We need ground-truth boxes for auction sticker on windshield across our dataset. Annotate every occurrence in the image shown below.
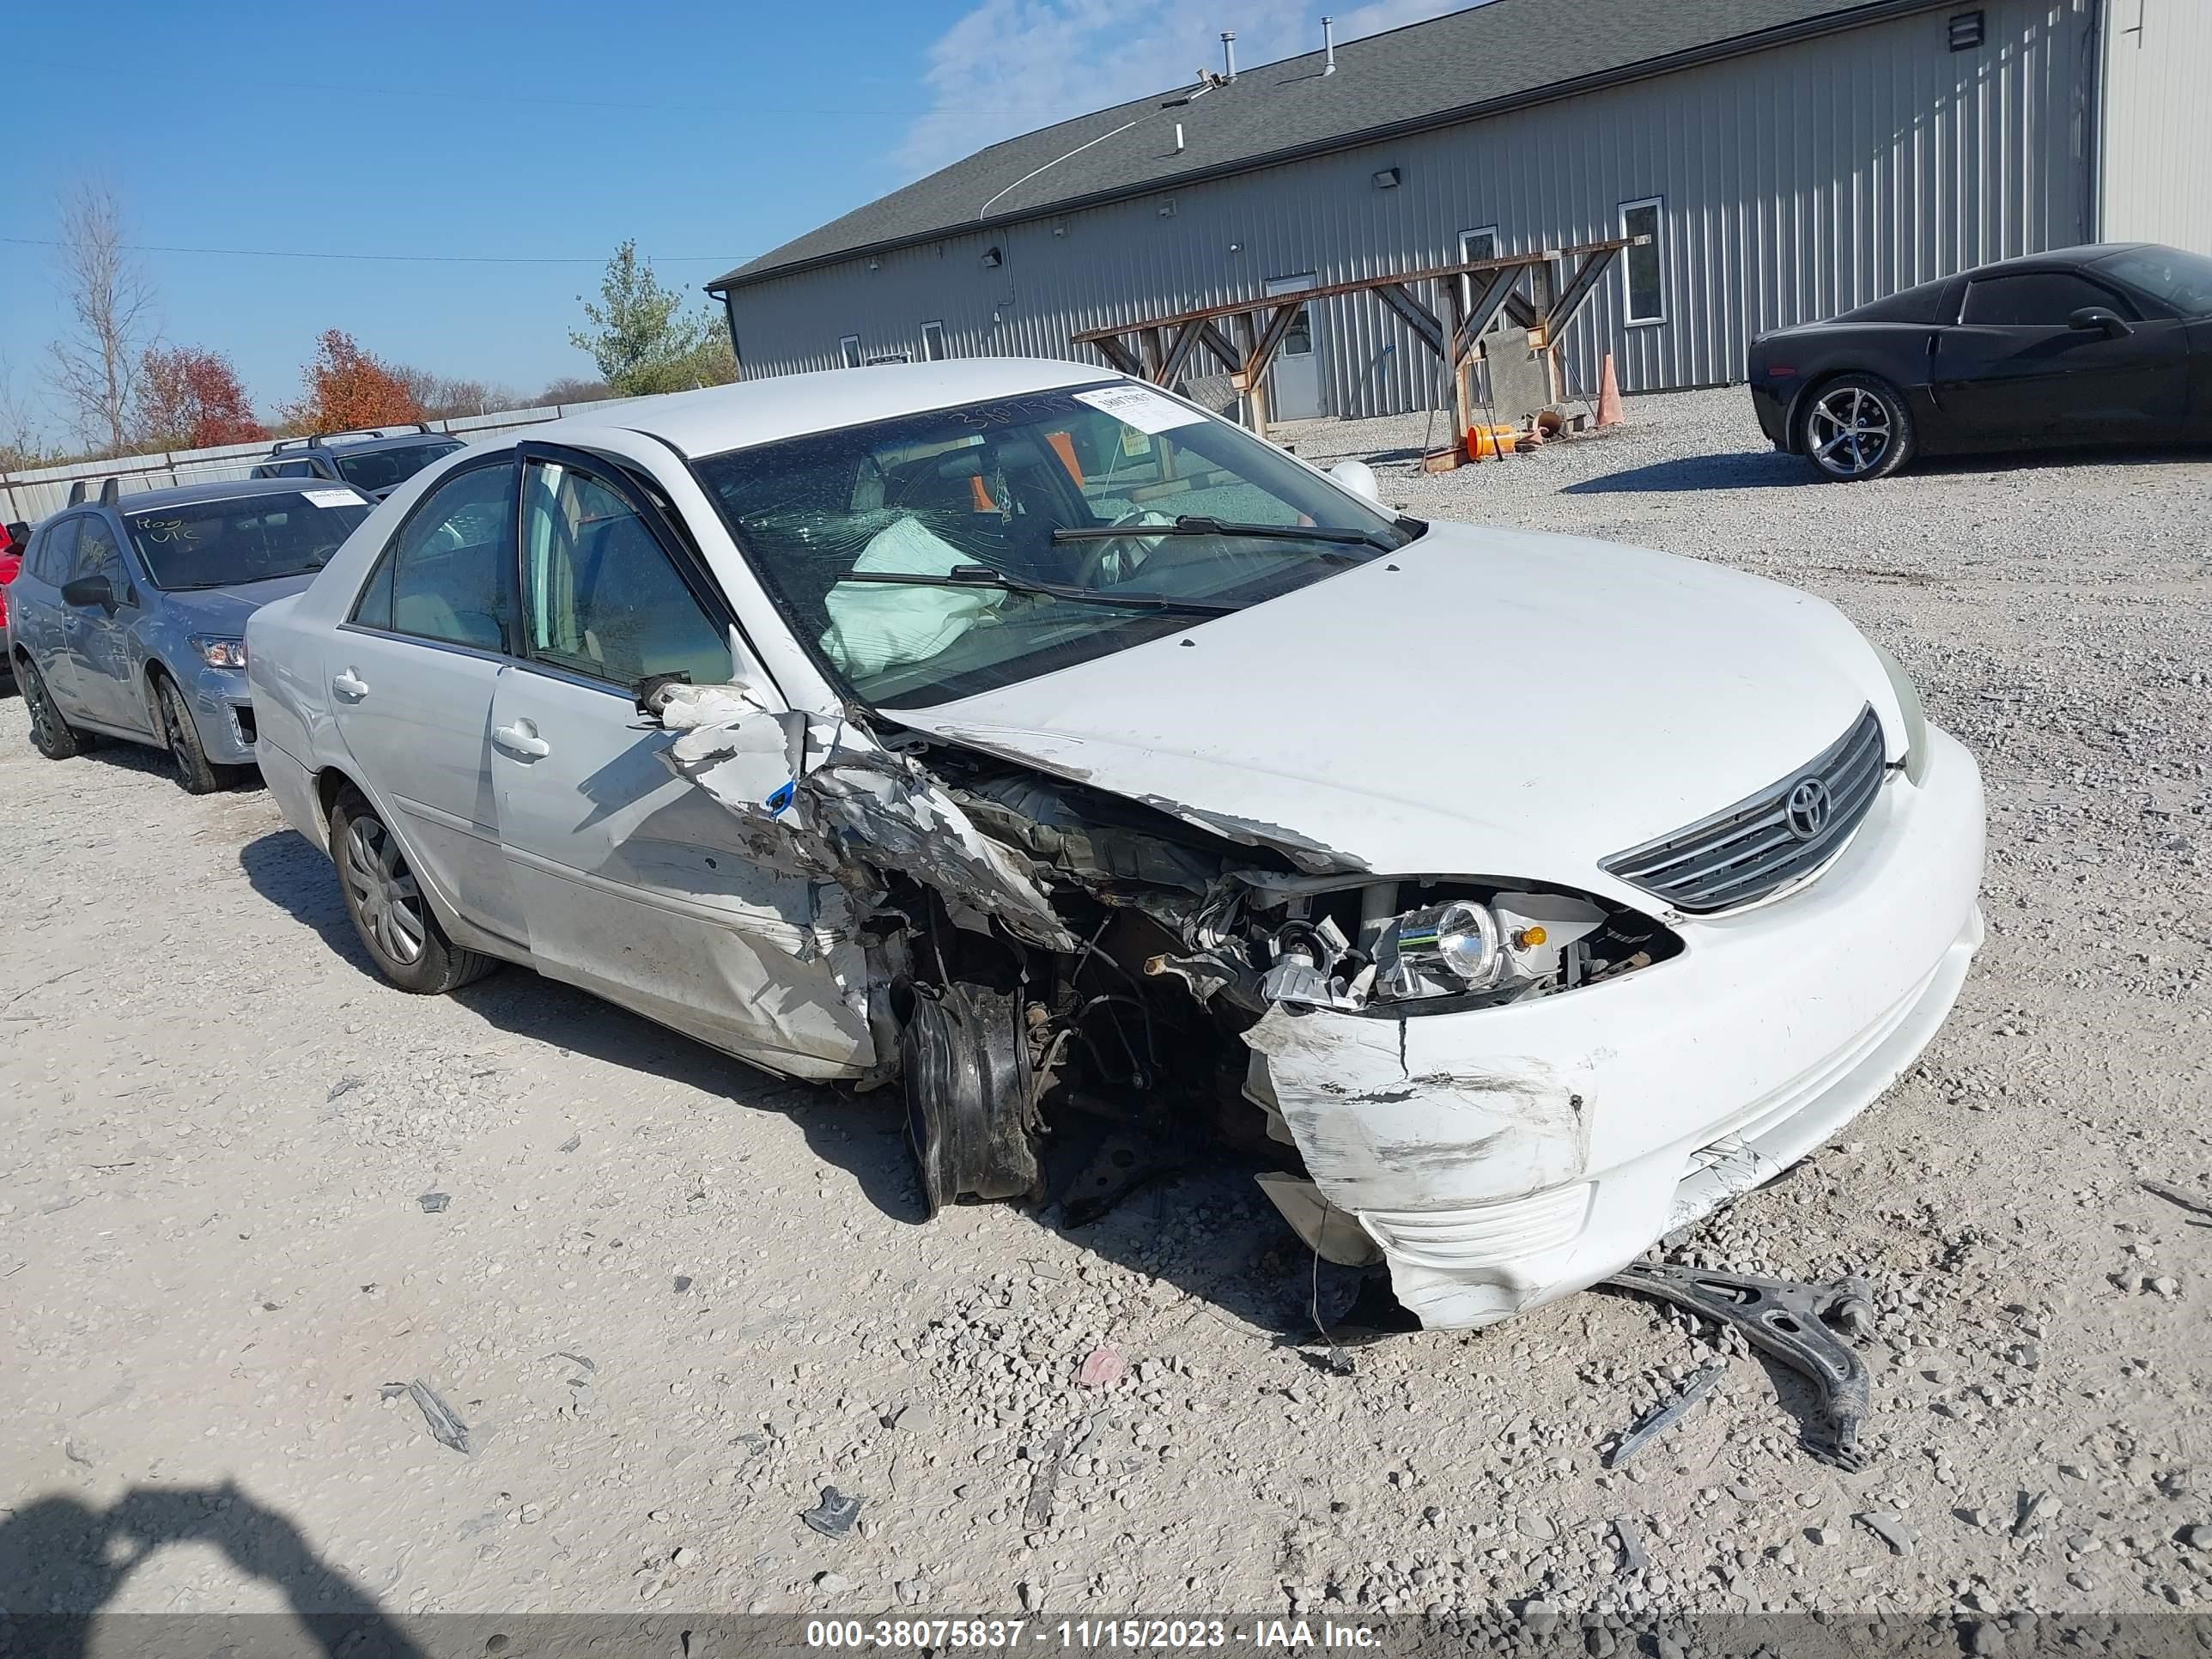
[1072,384,1205,434]
[303,488,362,507]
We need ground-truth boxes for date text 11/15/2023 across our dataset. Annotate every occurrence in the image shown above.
[804,1619,1383,1650]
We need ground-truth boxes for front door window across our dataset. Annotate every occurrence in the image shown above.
[519,459,732,690]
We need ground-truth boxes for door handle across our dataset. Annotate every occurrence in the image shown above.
[331,670,369,702]
[493,720,550,760]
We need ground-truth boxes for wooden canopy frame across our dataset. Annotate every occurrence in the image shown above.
[1070,234,1644,441]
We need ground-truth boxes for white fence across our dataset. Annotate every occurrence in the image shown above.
[0,395,647,523]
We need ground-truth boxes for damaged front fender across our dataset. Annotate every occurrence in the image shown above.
[653,683,1075,952]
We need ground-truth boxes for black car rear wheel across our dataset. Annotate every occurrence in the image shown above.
[20,657,88,760]
[1801,374,1914,482]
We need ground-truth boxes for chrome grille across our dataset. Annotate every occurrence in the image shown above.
[1600,705,1887,914]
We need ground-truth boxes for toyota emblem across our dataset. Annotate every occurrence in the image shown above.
[1784,777,1832,841]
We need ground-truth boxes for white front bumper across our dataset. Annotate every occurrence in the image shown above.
[1243,726,1986,1329]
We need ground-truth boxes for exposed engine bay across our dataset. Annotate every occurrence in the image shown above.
[643,679,1682,1281]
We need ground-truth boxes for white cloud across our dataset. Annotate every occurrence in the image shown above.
[895,0,1473,179]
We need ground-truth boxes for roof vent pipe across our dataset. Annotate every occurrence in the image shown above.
[1322,15,1337,73]
[1220,31,1237,80]
[1174,122,1185,152]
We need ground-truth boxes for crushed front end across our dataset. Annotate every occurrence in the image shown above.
[648,681,1984,1333]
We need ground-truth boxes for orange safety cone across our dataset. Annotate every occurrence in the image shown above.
[1595,352,1625,428]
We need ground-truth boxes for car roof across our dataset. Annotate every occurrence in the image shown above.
[98,477,369,514]
[1961,241,2151,280]
[286,430,463,455]
[524,358,1115,459]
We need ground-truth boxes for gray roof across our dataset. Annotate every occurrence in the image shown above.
[110,477,367,513]
[714,0,1920,292]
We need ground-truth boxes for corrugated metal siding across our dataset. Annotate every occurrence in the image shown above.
[2098,0,2212,253]
[726,0,2094,415]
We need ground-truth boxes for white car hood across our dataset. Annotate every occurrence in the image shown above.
[889,523,1897,890]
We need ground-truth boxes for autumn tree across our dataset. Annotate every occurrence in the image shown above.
[569,240,736,397]
[134,344,264,450]
[284,330,421,433]
[47,180,161,454]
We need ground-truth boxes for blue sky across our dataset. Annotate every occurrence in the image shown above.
[0,0,1458,445]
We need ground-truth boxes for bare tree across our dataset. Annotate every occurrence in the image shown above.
[0,354,58,470]
[46,180,159,455]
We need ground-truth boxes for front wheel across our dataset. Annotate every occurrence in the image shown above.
[1799,374,1915,482]
[153,672,232,794]
[328,790,498,994]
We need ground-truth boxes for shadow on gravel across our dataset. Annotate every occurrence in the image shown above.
[234,830,1329,1337]
[1563,448,1814,493]
[0,1481,419,1656]
[238,829,380,980]
[442,968,1326,1334]
[1568,438,2212,495]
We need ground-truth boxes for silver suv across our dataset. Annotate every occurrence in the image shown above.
[249,425,465,501]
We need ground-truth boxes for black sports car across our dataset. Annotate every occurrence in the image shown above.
[1747,242,2212,481]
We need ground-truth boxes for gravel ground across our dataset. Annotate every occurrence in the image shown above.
[5,387,2212,1634]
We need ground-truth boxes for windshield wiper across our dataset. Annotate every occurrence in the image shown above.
[1052,514,1393,556]
[833,564,1237,617]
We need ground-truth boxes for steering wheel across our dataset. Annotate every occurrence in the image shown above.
[1067,508,1164,589]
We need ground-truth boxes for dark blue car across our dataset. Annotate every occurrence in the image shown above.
[7,477,372,791]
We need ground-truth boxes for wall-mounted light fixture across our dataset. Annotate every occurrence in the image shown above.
[1158,201,1176,218]
[981,246,1003,268]
[866,258,881,270]
[1372,167,1401,190]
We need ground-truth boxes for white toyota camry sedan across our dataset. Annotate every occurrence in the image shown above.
[245,359,1984,1330]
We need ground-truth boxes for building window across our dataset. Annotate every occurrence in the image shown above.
[921,320,948,362]
[1458,224,1500,320]
[1620,198,1664,325]
[839,335,863,369]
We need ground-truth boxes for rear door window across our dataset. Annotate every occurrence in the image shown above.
[29,516,80,585]
[351,461,517,652]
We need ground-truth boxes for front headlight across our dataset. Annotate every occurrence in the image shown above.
[1229,878,1682,1016]
[1382,900,1503,996]
[193,635,247,670]
[1871,641,1929,786]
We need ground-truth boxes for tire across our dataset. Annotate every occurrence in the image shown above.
[328,789,499,994]
[152,672,231,795]
[19,656,88,760]
[900,977,1042,1218]
[1798,374,1915,482]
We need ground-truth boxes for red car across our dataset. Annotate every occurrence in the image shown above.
[0,519,24,691]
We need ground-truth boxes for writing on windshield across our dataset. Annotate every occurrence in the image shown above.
[126,494,370,589]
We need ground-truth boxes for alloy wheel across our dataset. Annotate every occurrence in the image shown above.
[158,686,194,782]
[24,668,64,748]
[1808,386,1893,478]
[341,814,428,967]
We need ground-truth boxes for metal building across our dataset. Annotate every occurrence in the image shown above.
[709,0,2212,419]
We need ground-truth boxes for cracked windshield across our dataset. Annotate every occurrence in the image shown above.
[694,382,1414,706]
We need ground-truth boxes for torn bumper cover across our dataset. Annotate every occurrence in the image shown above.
[1246,728,1984,1330]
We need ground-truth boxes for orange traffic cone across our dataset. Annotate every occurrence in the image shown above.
[1595,352,1625,428]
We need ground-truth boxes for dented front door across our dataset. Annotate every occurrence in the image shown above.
[484,450,875,1079]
